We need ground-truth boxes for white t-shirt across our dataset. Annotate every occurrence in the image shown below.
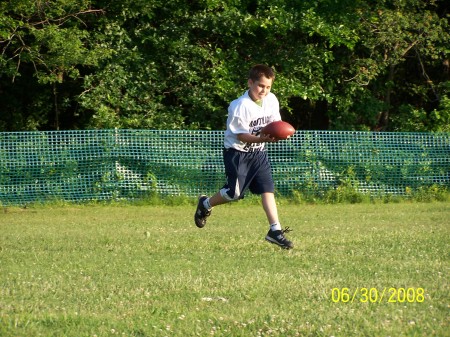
[224,90,281,152]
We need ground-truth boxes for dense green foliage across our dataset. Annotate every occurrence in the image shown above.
[1,0,449,131]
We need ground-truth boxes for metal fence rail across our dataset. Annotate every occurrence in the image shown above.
[0,129,449,205]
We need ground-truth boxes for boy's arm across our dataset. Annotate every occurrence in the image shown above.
[237,133,278,143]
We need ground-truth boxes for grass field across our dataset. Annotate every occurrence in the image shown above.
[0,201,449,336]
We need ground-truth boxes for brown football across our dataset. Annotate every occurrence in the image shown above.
[261,121,295,140]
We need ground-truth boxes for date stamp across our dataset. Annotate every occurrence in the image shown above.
[331,287,425,303]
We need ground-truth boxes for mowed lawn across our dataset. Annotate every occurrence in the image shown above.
[0,202,448,337]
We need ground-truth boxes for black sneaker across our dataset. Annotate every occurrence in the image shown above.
[194,195,211,228]
[265,227,294,249]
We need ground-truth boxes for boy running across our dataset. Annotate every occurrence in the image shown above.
[194,64,293,249]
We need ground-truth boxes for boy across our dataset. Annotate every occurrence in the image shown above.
[194,64,293,249]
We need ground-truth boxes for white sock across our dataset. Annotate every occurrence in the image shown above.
[203,198,212,210]
[270,223,282,231]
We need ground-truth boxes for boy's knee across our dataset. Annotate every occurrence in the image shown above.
[220,188,240,201]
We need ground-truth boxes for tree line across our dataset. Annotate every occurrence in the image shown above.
[1,0,449,132]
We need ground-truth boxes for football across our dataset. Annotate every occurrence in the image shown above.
[261,121,295,140]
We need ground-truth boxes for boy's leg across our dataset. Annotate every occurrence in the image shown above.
[195,149,244,228]
[209,192,229,208]
[261,192,279,226]
[194,191,232,228]
[262,192,294,249]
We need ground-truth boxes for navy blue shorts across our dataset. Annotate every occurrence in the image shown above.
[220,148,274,200]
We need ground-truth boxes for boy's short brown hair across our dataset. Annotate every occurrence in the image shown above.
[248,64,275,82]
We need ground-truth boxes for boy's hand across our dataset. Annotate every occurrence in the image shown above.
[236,133,278,144]
[260,133,279,143]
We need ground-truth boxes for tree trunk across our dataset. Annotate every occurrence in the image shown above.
[377,64,395,131]
[53,82,59,130]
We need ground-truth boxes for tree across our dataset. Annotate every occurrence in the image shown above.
[351,0,449,131]
[1,0,448,132]
[0,0,105,130]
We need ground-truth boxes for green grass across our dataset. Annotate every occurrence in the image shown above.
[0,202,449,336]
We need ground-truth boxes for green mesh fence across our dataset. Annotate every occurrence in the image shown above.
[0,129,449,205]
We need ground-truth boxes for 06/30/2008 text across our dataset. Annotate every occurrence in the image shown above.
[331,287,425,303]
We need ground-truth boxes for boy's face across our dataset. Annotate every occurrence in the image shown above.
[248,75,273,101]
